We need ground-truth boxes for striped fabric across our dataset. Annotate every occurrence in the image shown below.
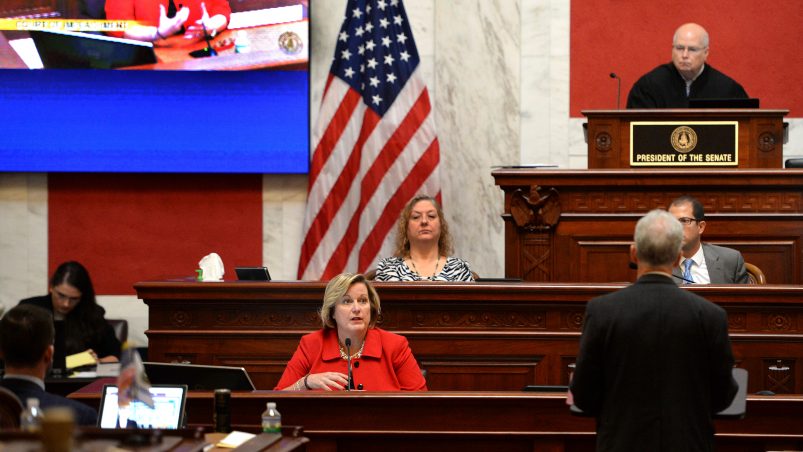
[298,0,441,280]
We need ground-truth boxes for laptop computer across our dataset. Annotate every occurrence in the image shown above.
[144,362,256,390]
[688,98,760,108]
[50,321,67,376]
[29,29,157,69]
[97,384,187,429]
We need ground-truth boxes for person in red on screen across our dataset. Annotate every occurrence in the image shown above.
[106,0,231,43]
[275,273,427,391]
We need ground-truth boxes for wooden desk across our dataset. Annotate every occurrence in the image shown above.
[138,281,803,393]
[69,390,803,452]
[128,20,308,70]
[0,427,308,451]
[493,169,803,284]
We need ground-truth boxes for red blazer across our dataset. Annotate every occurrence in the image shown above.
[106,0,231,28]
[275,328,427,391]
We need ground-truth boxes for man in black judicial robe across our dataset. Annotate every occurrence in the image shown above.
[627,23,747,108]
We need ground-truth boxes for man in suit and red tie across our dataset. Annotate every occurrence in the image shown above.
[570,209,738,451]
[668,195,749,284]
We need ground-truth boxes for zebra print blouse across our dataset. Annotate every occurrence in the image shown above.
[374,256,474,282]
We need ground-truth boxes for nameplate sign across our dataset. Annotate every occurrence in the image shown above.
[629,121,738,167]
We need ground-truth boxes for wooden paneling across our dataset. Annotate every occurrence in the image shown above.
[494,169,803,284]
[70,390,803,452]
[139,281,803,393]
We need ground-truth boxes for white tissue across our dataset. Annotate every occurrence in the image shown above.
[198,252,225,281]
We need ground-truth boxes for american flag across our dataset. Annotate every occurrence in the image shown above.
[298,0,441,280]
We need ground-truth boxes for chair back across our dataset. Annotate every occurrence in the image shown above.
[744,262,767,285]
[0,386,23,429]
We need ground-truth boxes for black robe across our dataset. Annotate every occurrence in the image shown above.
[626,63,747,108]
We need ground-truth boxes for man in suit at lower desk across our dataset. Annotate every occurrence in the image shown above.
[0,304,98,425]
[570,209,738,452]
[669,195,749,284]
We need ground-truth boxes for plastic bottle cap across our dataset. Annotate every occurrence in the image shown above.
[26,398,39,408]
[267,402,276,409]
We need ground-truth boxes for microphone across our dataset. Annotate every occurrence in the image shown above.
[609,72,621,109]
[345,338,354,391]
[628,261,695,283]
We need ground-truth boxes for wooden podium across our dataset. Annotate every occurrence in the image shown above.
[494,109,802,284]
[584,109,788,169]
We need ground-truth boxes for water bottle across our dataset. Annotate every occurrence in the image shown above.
[20,398,43,432]
[234,30,251,54]
[261,402,281,433]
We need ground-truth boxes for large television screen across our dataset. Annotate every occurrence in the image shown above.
[0,0,309,173]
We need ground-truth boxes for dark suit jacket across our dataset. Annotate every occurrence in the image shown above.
[570,274,738,452]
[0,377,98,426]
[672,243,750,284]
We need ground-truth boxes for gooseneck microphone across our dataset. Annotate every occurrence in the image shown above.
[628,261,694,283]
[345,338,354,391]
[610,72,621,109]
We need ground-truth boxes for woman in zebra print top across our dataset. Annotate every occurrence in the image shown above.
[374,195,474,282]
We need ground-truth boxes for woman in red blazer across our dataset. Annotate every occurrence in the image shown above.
[275,273,427,391]
[105,0,230,42]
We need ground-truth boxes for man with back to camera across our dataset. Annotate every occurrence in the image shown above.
[668,195,750,284]
[570,209,738,451]
[0,304,98,426]
[627,23,748,108]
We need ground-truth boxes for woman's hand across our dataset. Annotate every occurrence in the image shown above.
[184,2,228,41]
[156,4,190,39]
[305,372,349,391]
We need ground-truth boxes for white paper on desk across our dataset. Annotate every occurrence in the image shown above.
[198,252,225,281]
[216,431,256,448]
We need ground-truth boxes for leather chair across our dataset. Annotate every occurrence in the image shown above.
[0,386,23,429]
[745,262,767,285]
[107,319,128,344]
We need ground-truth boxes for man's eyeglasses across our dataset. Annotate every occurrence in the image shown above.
[677,217,700,226]
[673,45,706,54]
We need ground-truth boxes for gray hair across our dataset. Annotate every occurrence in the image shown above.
[634,209,683,266]
[673,23,709,48]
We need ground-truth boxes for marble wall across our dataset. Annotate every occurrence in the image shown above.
[1,0,801,346]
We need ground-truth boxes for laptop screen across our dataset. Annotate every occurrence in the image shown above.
[97,384,187,429]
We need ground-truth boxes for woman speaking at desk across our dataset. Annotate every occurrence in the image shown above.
[275,273,427,391]
[19,261,121,363]
[374,194,474,282]
[106,0,231,42]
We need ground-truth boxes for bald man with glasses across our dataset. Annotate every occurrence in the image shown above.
[668,195,749,284]
[627,23,748,108]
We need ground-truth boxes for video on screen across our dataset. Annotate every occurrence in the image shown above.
[0,0,308,70]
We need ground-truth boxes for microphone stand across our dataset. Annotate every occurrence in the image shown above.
[345,338,353,391]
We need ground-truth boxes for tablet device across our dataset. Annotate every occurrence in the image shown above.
[97,384,187,429]
[235,266,271,281]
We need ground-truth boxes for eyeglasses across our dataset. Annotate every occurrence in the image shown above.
[677,217,700,226]
[673,45,707,54]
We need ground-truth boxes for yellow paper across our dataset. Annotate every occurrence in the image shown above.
[65,351,95,370]
[216,431,256,449]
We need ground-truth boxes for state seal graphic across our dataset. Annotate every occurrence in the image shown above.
[671,126,697,153]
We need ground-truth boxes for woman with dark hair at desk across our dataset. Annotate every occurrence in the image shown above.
[275,273,427,391]
[374,194,474,281]
[105,0,230,43]
[19,261,121,363]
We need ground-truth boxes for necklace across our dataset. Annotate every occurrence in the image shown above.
[409,255,441,280]
[339,340,365,360]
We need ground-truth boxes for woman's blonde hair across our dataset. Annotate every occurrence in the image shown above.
[319,273,381,329]
[392,194,454,257]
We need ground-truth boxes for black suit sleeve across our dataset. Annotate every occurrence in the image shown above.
[570,300,605,414]
[709,307,738,412]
